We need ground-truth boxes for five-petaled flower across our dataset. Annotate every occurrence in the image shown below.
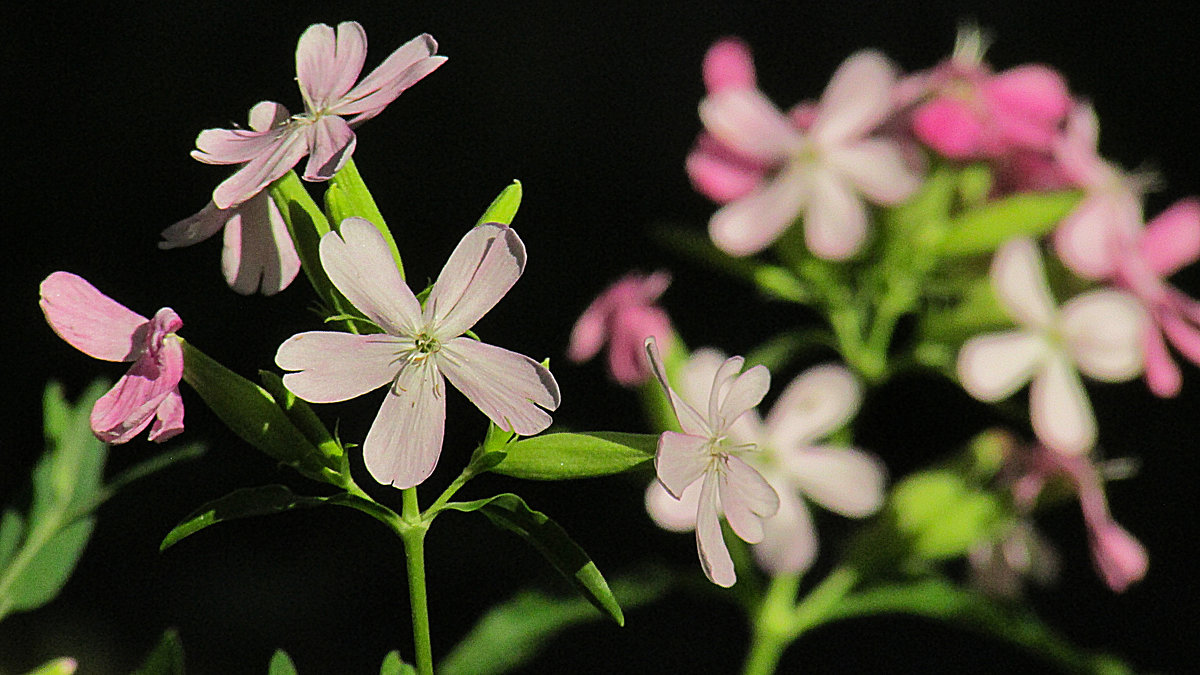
[275,218,560,489]
[39,272,185,444]
[193,22,445,210]
[646,352,885,576]
[644,337,780,587]
[693,41,920,259]
[567,270,674,387]
[957,238,1147,455]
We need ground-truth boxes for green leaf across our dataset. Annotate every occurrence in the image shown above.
[443,494,624,625]
[269,172,335,303]
[489,432,657,480]
[325,158,403,280]
[440,567,670,675]
[161,485,331,551]
[476,181,522,227]
[887,470,1008,561]
[0,510,23,571]
[131,628,185,675]
[938,190,1081,257]
[180,340,340,484]
[259,371,346,470]
[268,649,299,675]
[379,650,416,675]
[35,381,108,521]
[21,657,79,675]
[0,517,94,616]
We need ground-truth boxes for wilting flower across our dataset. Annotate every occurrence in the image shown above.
[194,22,445,209]
[275,218,560,489]
[957,238,1146,454]
[163,102,301,295]
[567,270,674,386]
[39,272,185,443]
[694,42,920,259]
[647,353,885,576]
[644,337,779,587]
[904,28,1071,161]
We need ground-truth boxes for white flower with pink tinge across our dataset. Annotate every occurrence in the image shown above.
[695,46,920,259]
[957,238,1147,455]
[194,22,445,210]
[646,351,885,577]
[276,218,560,489]
[643,338,779,587]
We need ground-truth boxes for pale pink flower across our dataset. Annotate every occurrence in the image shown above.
[957,238,1146,455]
[905,29,1071,160]
[164,104,301,295]
[646,353,884,576]
[275,218,560,489]
[644,338,780,587]
[695,45,920,259]
[194,22,445,209]
[39,272,185,443]
[567,271,674,386]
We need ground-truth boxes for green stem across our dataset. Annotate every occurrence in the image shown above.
[400,488,433,675]
[791,566,858,632]
[741,574,801,675]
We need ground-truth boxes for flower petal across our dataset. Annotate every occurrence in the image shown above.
[686,133,767,204]
[362,359,446,488]
[1030,353,1096,454]
[717,364,770,430]
[783,445,886,517]
[1142,324,1182,397]
[91,334,184,444]
[912,98,985,159]
[957,331,1047,402]
[248,101,291,132]
[276,332,404,403]
[159,202,228,249]
[811,50,896,145]
[1089,520,1148,593]
[209,128,311,209]
[826,138,921,205]
[804,166,869,260]
[696,469,736,587]
[148,389,186,442]
[302,115,357,181]
[709,162,808,257]
[645,479,700,532]
[703,38,756,93]
[766,364,861,447]
[192,126,287,165]
[1053,192,1137,280]
[719,456,780,544]
[645,337,708,435]
[334,34,445,123]
[426,224,526,338]
[220,192,302,296]
[654,431,710,499]
[296,22,367,109]
[699,88,802,163]
[1141,198,1200,277]
[40,272,148,362]
[992,238,1057,329]
[320,217,422,335]
[754,488,817,575]
[1061,290,1146,382]
[437,337,560,435]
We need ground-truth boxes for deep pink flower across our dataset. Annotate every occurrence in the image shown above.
[39,272,185,443]
[194,22,445,209]
[906,31,1071,160]
[691,41,920,259]
[567,271,674,386]
[164,102,302,295]
[276,218,560,489]
[644,338,779,587]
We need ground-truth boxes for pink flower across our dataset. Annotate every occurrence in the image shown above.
[194,22,445,209]
[163,103,302,296]
[646,353,884,576]
[567,271,674,386]
[275,218,560,489]
[39,272,185,444]
[643,338,780,587]
[692,43,920,259]
[957,238,1146,454]
[906,30,1071,160]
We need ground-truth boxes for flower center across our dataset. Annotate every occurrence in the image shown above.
[415,332,441,355]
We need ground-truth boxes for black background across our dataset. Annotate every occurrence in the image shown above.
[4,2,1198,673]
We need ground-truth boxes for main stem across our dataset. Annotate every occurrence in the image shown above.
[401,487,433,675]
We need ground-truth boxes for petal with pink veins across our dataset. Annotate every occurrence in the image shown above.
[336,34,445,122]
[827,139,921,204]
[320,218,421,335]
[276,332,406,403]
[39,272,148,362]
[719,455,779,544]
[296,22,368,108]
[695,470,736,587]
[654,432,711,499]
[437,337,559,435]
[362,358,446,489]
[428,224,526,338]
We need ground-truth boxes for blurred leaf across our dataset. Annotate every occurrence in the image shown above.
[21,657,78,675]
[130,628,185,675]
[476,180,522,226]
[0,517,94,617]
[440,567,670,675]
[653,224,811,303]
[379,650,416,675]
[161,485,331,551]
[887,469,1008,561]
[442,494,624,625]
[268,649,298,675]
[938,190,1081,257]
[489,432,656,480]
[0,510,23,571]
[326,158,402,280]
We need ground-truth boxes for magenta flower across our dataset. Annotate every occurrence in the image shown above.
[957,238,1146,454]
[646,352,884,576]
[275,218,560,489]
[694,44,920,259]
[194,22,445,209]
[567,270,674,387]
[644,338,779,587]
[39,272,185,444]
[163,102,302,295]
[905,29,1071,160]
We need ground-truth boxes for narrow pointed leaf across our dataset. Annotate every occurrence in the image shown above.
[0,517,94,618]
[131,628,185,675]
[268,650,298,675]
[442,493,624,625]
[161,485,332,551]
[325,159,403,280]
[489,432,657,480]
[259,370,346,470]
[476,180,523,226]
[939,190,1082,257]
